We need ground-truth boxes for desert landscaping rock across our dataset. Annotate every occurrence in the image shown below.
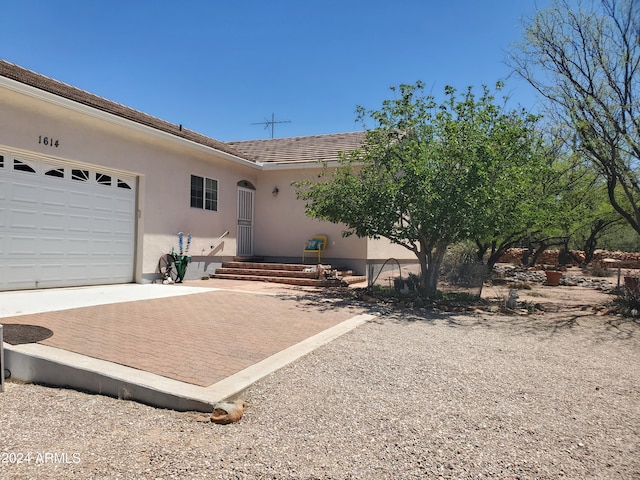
[493,265,615,291]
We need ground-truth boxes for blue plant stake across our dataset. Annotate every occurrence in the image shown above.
[171,232,191,283]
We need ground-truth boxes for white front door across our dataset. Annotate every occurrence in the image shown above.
[237,186,254,256]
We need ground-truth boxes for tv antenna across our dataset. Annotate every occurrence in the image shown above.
[251,113,291,138]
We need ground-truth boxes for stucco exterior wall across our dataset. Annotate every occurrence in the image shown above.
[366,237,416,261]
[254,168,367,271]
[1,76,401,284]
[0,84,258,282]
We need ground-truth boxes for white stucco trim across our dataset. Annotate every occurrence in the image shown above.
[0,76,263,170]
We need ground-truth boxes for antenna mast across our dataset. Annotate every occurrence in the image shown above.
[251,113,291,138]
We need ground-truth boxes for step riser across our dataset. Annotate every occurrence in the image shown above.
[212,274,341,287]
[215,268,320,279]
[213,262,361,287]
[222,262,326,272]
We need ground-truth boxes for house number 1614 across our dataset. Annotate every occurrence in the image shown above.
[38,136,60,148]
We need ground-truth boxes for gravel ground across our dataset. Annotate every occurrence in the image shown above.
[1,308,639,479]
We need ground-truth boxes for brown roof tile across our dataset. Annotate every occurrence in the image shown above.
[0,59,251,161]
[228,131,365,164]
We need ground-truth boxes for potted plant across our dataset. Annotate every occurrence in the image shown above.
[171,232,192,283]
[544,268,563,286]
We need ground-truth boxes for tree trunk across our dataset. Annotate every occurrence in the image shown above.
[486,242,509,271]
[528,242,548,267]
[582,218,621,265]
[422,242,448,298]
[475,240,489,263]
[583,233,598,265]
[418,248,430,296]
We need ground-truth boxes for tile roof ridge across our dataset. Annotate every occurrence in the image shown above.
[228,131,365,144]
[0,59,252,162]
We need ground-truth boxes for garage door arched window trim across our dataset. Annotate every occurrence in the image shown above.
[14,158,36,173]
[117,179,132,190]
[96,172,112,186]
[72,169,89,182]
[45,167,65,178]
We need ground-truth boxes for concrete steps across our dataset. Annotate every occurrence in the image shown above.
[211,262,366,287]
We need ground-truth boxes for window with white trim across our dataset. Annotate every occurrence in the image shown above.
[190,175,218,211]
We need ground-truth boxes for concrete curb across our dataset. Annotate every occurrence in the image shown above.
[202,313,376,401]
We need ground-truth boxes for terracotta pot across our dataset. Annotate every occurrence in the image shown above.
[544,270,563,286]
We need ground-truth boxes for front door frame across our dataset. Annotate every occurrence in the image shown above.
[236,182,255,256]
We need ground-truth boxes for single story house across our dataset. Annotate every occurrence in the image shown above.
[0,59,414,291]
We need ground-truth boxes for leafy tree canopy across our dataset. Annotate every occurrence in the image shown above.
[512,0,640,236]
[296,82,544,296]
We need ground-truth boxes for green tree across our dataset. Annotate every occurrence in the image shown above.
[553,154,625,263]
[472,126,557,270]
[296,82,542,297]
[512,0,640,237]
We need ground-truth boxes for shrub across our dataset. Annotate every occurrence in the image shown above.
[583,264,614,277]
[612,286,640,316]
[441,242,486,288]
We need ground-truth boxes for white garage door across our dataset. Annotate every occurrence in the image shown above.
[0,152,136,291]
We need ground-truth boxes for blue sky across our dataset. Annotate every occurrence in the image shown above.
[1,1,552,141]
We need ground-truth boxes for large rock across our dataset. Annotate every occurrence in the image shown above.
[210,400,244,425]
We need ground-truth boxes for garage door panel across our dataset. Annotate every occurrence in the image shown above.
[11,182,39,204]
[92,242,114,255]
[89,262,119,279]
[37,263,67,283]
[67,237,92,255]
[41,186,68,207]
[40,212,67,231]
[5,263,38,284]
[113,217,134,235]
[93,216,114,234]
[9,208,39,229]
[93,193,117,212]
[1,155,136,291]
[69,191,92,209]
[7,235,39,255]
[39,236,67,255]
[66,263,90,281]
[110,239,135,255]
[68,213,93,232]
[0,179,7,199]
[114,197,135,214]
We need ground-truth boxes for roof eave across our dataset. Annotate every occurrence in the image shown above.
[0,76,262,170]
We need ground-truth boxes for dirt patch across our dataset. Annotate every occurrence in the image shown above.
[484,265,619,314]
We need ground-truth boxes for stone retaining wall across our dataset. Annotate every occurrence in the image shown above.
[498,248,640,268]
